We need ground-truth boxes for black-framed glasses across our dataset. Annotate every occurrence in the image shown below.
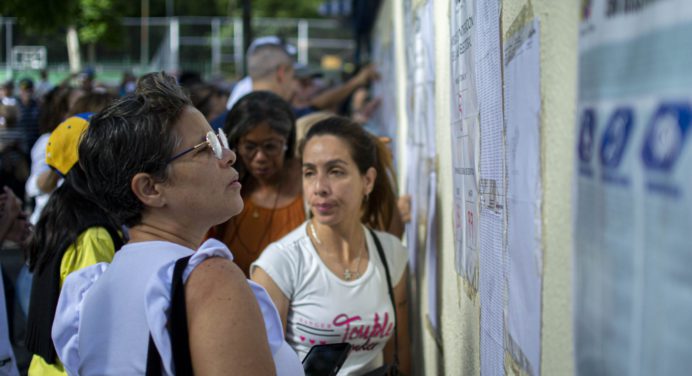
[168,129,230,163]
[236,139,288,158]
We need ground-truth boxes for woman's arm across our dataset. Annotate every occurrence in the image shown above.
[36,169,60,194]
[383,267,411,375]
[251,266,290,333]
[186,257,276,376]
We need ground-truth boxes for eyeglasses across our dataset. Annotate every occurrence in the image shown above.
[168,129,230,163]
[236,139,288,158]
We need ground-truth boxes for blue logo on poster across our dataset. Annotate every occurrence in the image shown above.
[641,103,690,171]
[578,109,596,163]
[599,108,633,168]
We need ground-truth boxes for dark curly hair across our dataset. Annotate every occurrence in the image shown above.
[78,72,191,227]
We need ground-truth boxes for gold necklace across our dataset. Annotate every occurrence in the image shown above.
[231,182,282,254]
[309,221,364,281]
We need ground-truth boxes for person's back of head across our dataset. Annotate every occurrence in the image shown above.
[38,86,76,135]
[248,44,295,101]
[0,104,19,129]
[68,91,117,117]
[188,83,227,120]
[247,44,293,81]
[80,72,191,227]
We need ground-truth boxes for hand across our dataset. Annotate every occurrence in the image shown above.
[351,87,382,125]
[0,187,20,239]
[397,195,412,224]
[2,186,21,218]
[5,215,32,244]
[353,64,380,87]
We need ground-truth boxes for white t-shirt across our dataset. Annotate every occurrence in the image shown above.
[226,76,253,110]
[252,222,408,376]
[53,239,303,376]
[0,268,20,376]
[25,133,58,224]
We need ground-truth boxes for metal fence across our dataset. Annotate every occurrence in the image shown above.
[0,16,355,84]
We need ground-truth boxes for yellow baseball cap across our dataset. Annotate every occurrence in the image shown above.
[46,113,92,176]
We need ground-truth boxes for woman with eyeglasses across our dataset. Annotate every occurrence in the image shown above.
[210,91,305,277]
[50,73,303,375]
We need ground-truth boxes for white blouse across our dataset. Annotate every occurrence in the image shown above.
[52,239,304,376]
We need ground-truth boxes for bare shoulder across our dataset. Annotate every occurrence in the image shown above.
[185,257,250,299]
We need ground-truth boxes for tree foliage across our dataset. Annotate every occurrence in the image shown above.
[1,0,325,45]
[0,0,80,32]
[79,0,125,44]
[0,0,125,45]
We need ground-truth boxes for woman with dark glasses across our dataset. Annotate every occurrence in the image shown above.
[210,91,305,277]
[51,73,303,375]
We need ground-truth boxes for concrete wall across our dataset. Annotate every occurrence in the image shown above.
[376,0,580,374]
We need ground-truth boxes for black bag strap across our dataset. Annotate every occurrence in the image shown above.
[367,228,400,372]
[146,255,194,375]
[145,334,161,375]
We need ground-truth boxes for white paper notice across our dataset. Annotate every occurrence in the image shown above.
[371,11,398,143]
[450,0,481,292]
[425,172,439,331]
[504,19,542,376]
[411,0,436,157]
[404,0,436,275]
[475,0,506,375]
[575,1,692,375]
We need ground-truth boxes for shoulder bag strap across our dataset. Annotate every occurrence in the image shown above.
[367,227,400,370]
[145,334,162,375]
[146,255,194,376]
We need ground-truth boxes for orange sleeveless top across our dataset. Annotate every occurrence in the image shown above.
[211,194,306,277]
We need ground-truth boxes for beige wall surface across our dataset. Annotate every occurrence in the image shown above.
[377,0,580,374]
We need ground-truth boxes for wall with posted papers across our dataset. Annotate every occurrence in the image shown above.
[371,0,579,375]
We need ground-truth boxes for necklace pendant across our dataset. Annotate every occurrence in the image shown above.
[343,269,353,281]
[252,209,260,219]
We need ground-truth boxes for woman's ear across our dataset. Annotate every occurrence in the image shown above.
[131,172,166,208]
[363,166,377,196]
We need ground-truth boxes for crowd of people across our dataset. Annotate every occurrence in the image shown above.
[0,35,411,376]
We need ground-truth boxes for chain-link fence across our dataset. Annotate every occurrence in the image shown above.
[0,16,354,85]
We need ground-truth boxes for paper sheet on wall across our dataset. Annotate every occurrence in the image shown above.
[371,8,398,143]
[475,0,506,375]
[450,0,481,293]
[405,146,421,273]
[503,18,542,376]
[404,0,436,275]
[410,0,436,156]
[425,172,439,331]
[575,1,692,375]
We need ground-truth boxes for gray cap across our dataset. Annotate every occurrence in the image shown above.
[247,36,297,56]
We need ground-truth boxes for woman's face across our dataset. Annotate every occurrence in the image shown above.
[237,122,288,181]
[165,106,243,226]
[302,135,375,228]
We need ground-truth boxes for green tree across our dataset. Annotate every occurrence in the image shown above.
[1,0,126,70]
[236,0,323,18]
